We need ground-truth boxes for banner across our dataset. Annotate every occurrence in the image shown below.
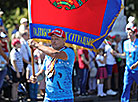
[28,0,122,52]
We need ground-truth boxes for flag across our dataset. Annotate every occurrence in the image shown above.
[28,0,122,52]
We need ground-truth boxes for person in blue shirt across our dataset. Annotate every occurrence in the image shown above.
[0,11,4,27]
[0,10,7,34]
[116,27,138,102]
[28,28,75,102]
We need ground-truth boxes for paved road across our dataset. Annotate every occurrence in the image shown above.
[75,94,138,102]
[1,93,138,102]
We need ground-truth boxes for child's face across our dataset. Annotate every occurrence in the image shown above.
[34,56,38,63]
[99,51,103,55]
[15,42,21,48]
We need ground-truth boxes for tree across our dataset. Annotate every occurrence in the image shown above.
[0,0,28,35]
[125,0,138,24]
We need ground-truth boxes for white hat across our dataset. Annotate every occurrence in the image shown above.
[128,16,135,23]
[0,11,4,15]
[0,32,7,38]
[20,18,27,24]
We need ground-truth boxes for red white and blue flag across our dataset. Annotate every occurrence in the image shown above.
[28,0,122,51]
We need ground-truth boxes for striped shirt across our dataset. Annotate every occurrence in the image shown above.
[10,48,24,72]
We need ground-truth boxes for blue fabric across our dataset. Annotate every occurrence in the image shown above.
[29,82,38,99]
[106,65,113,76]
[123,39,138,70]
[0,18,3,26]
[12,29,18,34]
[42,47,75,101]
[121,67,138,102]
[79,68,89,94]
[0,67,7,88]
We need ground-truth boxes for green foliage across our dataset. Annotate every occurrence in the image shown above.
[125,0,138,24]
[0,0,28,36]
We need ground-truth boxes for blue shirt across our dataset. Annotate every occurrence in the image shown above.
[42,47,75,101]
[0,18,3,26]
[124,39,138,70]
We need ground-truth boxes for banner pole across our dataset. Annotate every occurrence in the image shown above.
[31,47,35,76]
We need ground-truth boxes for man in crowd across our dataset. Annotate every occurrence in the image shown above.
[28,28,75,102]
[0,10,7,34]
[115,27,138,102]
[78,48,89,96]
[0,32,9,99]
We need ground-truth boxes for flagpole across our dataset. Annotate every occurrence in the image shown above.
[31,47,35,76]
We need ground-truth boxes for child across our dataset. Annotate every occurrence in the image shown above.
[34,47,46,97]
[96,48,107,97]
[26,54,39,101]
[10,39,24,102]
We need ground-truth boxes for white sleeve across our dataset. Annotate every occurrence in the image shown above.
[26,64,31,70]
[105,45,112,53]
[10,51,17,61]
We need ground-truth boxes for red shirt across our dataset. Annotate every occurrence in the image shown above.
[78,48,89,69]
[0,40,9,53]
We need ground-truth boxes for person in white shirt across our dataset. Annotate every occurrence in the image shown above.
[19,18,28,34]
[113,34,126,98]
[10,39,24,102]
[105,43,118,96]
[19,31,31,73]
[19,31,31,95]
[96,48,107,97]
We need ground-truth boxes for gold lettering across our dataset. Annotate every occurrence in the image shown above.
[74,34,77,42]
[72,34,75,42]
[77,35,81,43]
[88,38,93,46]
[46,29,51,36]
[33,28,96,48]
[68,33,72,41]
[44,29,49,37]
[80,36,83,44]
[65,32,69,40]
[38,28,42,36]
[32,28,52,37]
[41,28,44,36]
[85,37,89,45]
[33,27,37,36]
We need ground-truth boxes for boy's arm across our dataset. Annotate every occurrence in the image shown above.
[26,69,30,82]
[12,60,20,78]
[12,60,19,72]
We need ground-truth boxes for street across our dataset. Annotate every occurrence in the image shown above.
[1,93,138,102]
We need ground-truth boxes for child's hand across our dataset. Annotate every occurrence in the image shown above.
[27,79,31,83]
[30,75,37,84]
[104,53,107,58]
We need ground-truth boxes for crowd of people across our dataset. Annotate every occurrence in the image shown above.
[0,10,46,102]
[0,8,138,102]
